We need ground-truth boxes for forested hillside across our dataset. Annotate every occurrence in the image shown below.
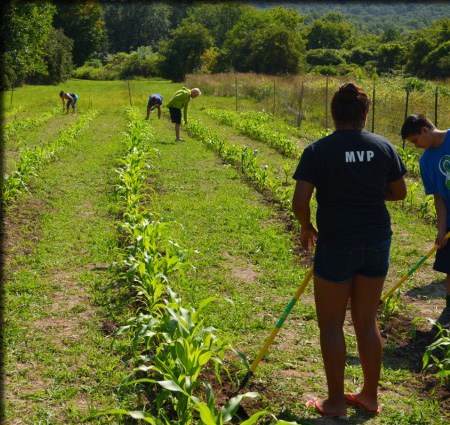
[252,2,450,33]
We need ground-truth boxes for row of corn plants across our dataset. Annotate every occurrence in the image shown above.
[4,105,24,120]
[4,106,59,142]
[204,108,302,159]
[87,107,279,425]
[2,109,98,204]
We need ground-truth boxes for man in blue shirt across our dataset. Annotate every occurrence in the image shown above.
[402,114,450,328]
[145,94,162,120]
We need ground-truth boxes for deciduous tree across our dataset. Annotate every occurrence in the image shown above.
[306,18,354,50]
[158,22,213,82]
[27,28,73,84]
[102,2,175,53]
[2,0,56,88]
[53,1,107,66]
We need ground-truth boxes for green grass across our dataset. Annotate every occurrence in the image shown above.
[2,78,449,424]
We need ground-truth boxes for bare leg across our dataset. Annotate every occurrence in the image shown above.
[175,123,181,139]
[145,107,150,119]
[349,274,385,413]
[73,106,76,115]
[313,275,351,414]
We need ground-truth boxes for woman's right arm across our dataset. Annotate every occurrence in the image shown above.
[385,176,407,201]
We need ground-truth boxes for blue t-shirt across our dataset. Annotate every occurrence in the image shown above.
[293,129,407,246]
[148,94,162,106]
[419,130,450,227]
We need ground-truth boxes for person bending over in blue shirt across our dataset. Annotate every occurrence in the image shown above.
[145,94,162,120]
[60,91,77,115]
[402,114,450,328]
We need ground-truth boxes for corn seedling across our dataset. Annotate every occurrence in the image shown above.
[191,381,264,425]
[422,324,450,387]
[379,289,403,328]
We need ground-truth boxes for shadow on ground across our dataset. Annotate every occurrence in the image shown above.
[405,277,446,300]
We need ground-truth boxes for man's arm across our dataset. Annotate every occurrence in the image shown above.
[183,102,188,123]
[434,194,449,248]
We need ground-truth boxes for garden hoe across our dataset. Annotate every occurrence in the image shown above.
[380,230,450,304]
[231,266,314,421]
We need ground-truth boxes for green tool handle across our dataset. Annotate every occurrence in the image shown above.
[380,230,450,303]
[249,266,314,373]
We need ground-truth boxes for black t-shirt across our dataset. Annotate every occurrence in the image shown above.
[293,129,407,247]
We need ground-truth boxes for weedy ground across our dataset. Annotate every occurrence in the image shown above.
[2,79,449,424]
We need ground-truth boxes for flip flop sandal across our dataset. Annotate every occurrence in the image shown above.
[305,398,348,420]
[344,393,380,414]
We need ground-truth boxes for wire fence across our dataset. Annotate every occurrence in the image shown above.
[186,73,450,148]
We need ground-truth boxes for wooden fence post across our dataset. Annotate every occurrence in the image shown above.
[10,81,14,106]
[403,84,410,149]
[273,81,276,115]
[372,82,376,133]
[325,75,329,129]
[435,86,438,127]
[298,81,304,128]
[235,74,238,111]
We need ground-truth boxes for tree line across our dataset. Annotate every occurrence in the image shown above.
[2,0,450,89]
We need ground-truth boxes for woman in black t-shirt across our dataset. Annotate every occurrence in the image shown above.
[292,83,407,418]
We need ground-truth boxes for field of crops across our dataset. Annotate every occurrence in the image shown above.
[2,76,450,424]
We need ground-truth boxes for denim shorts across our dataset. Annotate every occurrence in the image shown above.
[313,238,391,284]
[434,228,450,274]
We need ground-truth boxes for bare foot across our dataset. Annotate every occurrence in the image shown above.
[306,398,347,417]
[345,392,379,414]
